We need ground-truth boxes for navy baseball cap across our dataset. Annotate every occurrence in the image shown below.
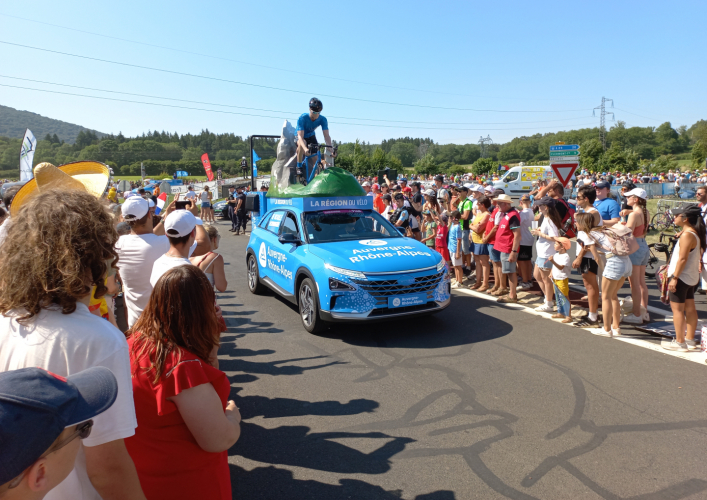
[0,367,118,484]
[595,180,611,189]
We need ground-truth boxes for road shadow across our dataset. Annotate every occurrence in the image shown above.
[238,395,378,420]
[230,464,456,500]
[321,293,514,349]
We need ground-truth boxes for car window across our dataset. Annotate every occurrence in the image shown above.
[259,212,274,229]
[279,212,299,236]
[265,211,285,234]
[303,210,401,244]
[504,171,519,182]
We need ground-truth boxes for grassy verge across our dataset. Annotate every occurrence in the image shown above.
[645,198,679,245]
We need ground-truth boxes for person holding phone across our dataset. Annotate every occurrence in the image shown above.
[126,265,240,500]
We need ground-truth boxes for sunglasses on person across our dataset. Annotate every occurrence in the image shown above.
[8,420,94,489]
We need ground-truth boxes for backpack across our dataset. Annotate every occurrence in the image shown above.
[557,199,576,238]
[602,224,639,256]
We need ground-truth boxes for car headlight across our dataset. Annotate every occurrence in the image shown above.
[329,278,355,291]
[436,259,446,272]
[324,263,366,280]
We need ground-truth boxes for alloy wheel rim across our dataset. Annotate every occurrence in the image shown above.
[300,284,313,326]
[248,258,256,289]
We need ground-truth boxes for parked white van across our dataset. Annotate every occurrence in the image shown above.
[493,165,555,195]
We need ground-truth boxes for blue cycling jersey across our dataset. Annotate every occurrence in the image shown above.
[297,113,329,139]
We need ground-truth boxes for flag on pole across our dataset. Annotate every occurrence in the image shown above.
[201,153,214,181]
[154,192,168,215]
[252,150,261,177]
[552,281,571,318]
[19,129,37,182]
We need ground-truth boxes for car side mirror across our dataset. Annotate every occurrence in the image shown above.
[278,233,302,245]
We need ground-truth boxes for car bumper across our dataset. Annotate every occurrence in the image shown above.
[320,295,450,322]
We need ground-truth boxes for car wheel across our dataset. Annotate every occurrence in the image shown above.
[247,254,266,294]
[298,277,327,333]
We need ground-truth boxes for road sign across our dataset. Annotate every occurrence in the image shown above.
[550,151,581,157]
[550,145,580,151]
[550,162,579,187]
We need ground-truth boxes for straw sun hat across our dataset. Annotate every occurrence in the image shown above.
[11,161,111,216]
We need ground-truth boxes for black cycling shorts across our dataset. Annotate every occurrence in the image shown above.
[305,135,319,148]
[518,245,533,262]
[579,257,599,276]
[669,278,697,304]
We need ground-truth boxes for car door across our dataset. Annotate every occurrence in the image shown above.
[270,211,301,294]
[256,210,286,284]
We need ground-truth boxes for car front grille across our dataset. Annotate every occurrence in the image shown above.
[351,270,444,299]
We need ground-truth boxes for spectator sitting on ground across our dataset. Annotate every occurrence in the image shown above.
[0,366,118,500]
[0,188,147,500]
[126,266,241,500]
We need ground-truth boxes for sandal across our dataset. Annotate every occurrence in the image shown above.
[477,286,489,292]
[493,288,509,297]
[551,313,565,319]
[497,296,518,304]
[486,287,499,295]
[561,317,573,323]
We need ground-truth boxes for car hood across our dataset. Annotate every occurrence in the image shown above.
[307,237,441,274]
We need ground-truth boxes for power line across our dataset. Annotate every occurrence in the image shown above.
[0,83,600,132]
[0,12,593,103]
[0,75,598,127]
[0,40,593,114]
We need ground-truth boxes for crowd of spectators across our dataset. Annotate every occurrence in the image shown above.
[362,172,707,350]
[0,162,239,500]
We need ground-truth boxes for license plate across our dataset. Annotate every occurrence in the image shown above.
[388,293,427,309]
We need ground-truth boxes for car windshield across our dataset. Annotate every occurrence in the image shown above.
[303,210,401,244]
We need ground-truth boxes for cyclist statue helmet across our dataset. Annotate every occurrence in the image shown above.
[296,98,332,176]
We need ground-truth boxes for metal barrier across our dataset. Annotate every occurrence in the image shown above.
[608,182,702,199]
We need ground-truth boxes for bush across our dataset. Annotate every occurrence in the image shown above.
[471,157,496,175]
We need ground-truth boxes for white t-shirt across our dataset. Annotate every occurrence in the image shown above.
[185,190,197,200]
[150,254,193,287]
[576,207,603,260]
[577,230,612,255]
[0,218,10,247]
[115,234,170,327]
[519,208,534,246]
[551,252,571,280]
[535,218,559,259]
[0,303,137,500]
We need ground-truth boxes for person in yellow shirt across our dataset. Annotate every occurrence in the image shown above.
[107,187,118,203]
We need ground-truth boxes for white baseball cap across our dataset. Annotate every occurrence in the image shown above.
[471,185,485,193]
[164,210,197,237]
[147,198,155,208]
[362,182,371,187]
[121,197,149,221]
[624,187,647,200]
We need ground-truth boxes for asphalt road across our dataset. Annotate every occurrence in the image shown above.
[214,220,707,500]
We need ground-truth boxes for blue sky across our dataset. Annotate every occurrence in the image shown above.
[0,0,704,145]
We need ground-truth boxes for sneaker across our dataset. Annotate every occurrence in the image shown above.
[517,281,532,290]
[595,328,613,337]
[622,313,643,325]
[642,312,650,322]
[685,339,699,351]
[535,303,555,313]
[451,282,462,289]
[662,339,688,352]
[612,328,622,337]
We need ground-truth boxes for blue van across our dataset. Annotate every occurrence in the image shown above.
[246,194,450,333]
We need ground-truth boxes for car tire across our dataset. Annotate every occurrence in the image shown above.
[247,254,266,295]
[298,277,327,334]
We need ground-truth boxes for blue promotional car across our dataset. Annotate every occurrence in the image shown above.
[245,194,450,333]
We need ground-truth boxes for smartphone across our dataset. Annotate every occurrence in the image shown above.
[175,201,190,210]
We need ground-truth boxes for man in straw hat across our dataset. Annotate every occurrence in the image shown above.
[492,194,522,304]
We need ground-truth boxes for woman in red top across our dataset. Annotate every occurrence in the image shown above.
[125,265,241,500]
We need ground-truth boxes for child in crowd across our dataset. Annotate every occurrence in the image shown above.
[435,213,451,274]
[421,210,437,250]
[448,211,463,288]
[517,195,534,290]
[548,237,572,323]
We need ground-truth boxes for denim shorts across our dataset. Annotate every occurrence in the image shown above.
[473,242,489,255]
[488,244,501,262]
[629,238,649,266]
[500,252,517,274]
[201,202,211,208]
[461,230,471,255]
[535,255,552,270]
[603,255,632,280]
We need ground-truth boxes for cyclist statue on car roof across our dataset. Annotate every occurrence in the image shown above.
[296,98,334,177]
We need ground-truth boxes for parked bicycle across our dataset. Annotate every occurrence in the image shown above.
[646,232,678,278]
[650,209,676,231]
[298,144,338,185]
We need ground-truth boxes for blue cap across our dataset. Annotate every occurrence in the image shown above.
[595,180,611,189]
[0,367,118,484]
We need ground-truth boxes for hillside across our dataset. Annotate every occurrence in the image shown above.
[0,105,106,144]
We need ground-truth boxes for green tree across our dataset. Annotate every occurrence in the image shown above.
[471,157,496,175]
[652,154,678,174]
[691,141,707,169]
[579,138,603,172]
[389,142,417,168]
[413,153,438,175]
